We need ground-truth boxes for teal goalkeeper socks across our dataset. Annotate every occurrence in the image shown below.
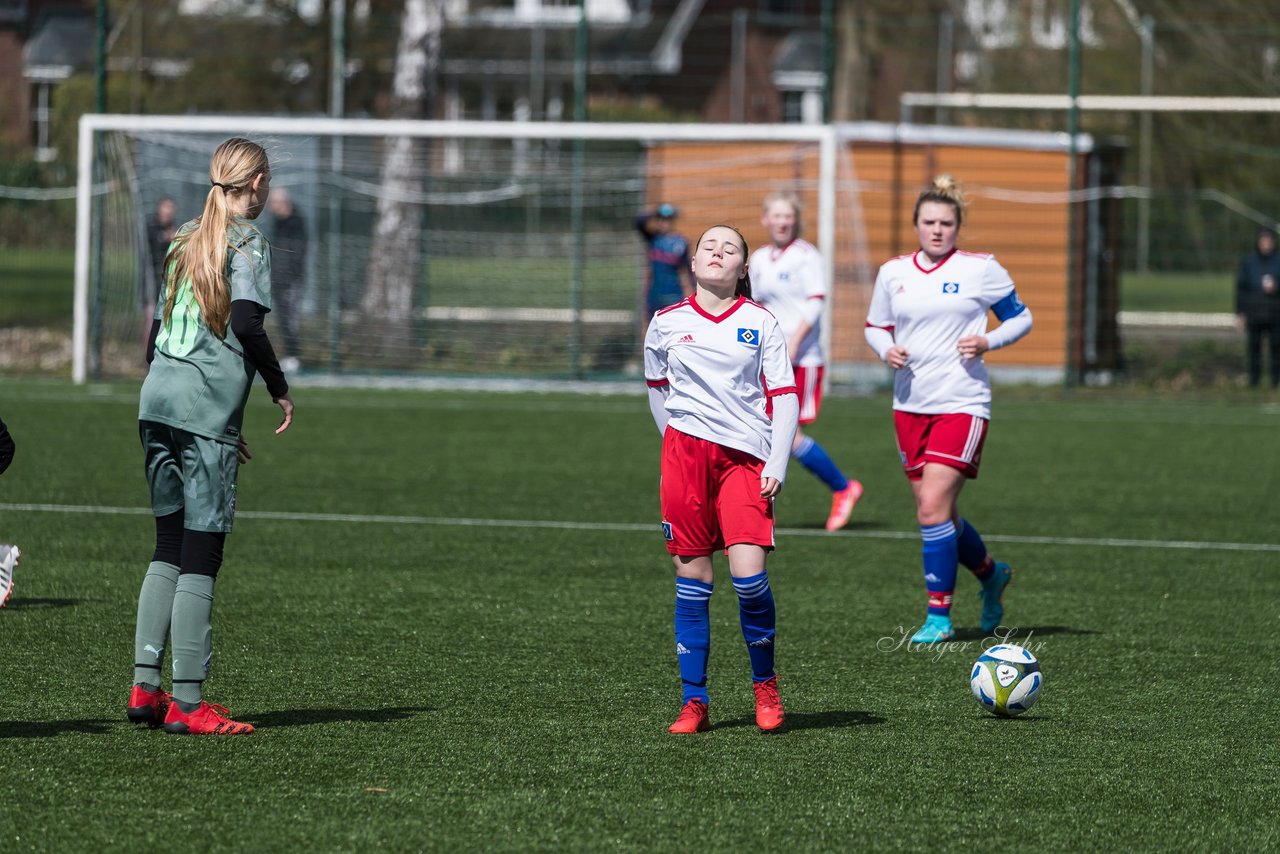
[133,562,180,687]
[170,574,216,706]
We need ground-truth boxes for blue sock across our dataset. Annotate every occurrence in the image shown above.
[674,578,713,703]
[956,518,995,580]
[921,521,958,617]
[732,571,776,682]
[793,435,849,492]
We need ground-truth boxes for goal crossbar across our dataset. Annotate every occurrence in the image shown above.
[901,92,1280,117]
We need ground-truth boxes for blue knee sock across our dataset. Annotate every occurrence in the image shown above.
[793,435,849,492]
[733,571,776,682]
[921,521,958,617]
[674,578,712,703]
[956,518,995,580]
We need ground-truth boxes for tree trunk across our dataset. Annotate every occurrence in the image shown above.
[361,0,441,365]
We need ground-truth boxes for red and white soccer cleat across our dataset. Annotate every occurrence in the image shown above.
[826,482,863,532]
[0,545,20,608]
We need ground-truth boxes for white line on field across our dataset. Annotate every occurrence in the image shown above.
[2,502,1278,554]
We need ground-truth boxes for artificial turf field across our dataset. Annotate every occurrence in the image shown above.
[0,378,1276,851]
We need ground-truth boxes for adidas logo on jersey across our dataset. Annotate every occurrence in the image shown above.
[677,334,695,344]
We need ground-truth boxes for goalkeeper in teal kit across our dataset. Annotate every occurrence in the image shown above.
[128,137,295,735]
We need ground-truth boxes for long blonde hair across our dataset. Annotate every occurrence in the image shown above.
[163,137,270,338]
[912,174,967,227]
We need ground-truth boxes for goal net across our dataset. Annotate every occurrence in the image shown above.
[76,115,1105,386]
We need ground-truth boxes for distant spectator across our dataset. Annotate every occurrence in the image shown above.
[1235,226,1280,388]
[142,196,178,345]
[635,203,694,343]
[268,187,307,370]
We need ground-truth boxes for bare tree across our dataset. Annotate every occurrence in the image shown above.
[361,0,442,363]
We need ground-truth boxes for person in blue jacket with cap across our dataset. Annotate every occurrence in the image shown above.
[636,203,695,342]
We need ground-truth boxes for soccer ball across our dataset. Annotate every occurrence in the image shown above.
[969,644,1042,717]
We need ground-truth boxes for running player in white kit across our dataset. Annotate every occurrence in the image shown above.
[865,176,1033,644]
[749,191,863,531]
[645,224,799,734]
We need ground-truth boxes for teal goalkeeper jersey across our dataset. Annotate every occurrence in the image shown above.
[139,219,273,445]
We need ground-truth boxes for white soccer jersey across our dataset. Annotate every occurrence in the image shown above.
[645,296,796,461]
[866,249,1022,419]
[748,239,826,367]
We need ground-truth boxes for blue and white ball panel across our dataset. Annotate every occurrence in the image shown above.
[983,643,1038,664]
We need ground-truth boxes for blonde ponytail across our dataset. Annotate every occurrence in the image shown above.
[163,137,270,338]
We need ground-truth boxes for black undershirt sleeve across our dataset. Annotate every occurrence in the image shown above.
[145,318,160,364]
[230,300,289,399]
[0,415,14,476]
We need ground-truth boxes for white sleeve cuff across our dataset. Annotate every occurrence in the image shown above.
[865,325,895,361]
[647,385,671,435]
[985,307,1033,351]
[764,393,798,483]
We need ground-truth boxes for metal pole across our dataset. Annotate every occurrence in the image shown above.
[1065,0,1081,385]
[937,12,954,125]
[569,0,588,378]
[96,0,107,112]
[821,0,833,123]
[1136,15,1154,273]
[91,0,108,377]
[327,0,346,370]
[730,9,746,123]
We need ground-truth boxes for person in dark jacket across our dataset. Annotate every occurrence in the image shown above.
[268,187,307,367]
[1235,226,1280,388]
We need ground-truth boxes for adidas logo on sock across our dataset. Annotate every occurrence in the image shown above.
[748,637,773,648]
[676,642,691,655]
[924,572,941,582]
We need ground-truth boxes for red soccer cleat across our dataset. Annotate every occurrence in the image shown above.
[126,684,172,727]
[753,676,785,732]
[163,700,255,735]
[826,481,864,532]
[668,698,710,734]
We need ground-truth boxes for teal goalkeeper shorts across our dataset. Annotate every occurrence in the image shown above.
[140,421,239,533]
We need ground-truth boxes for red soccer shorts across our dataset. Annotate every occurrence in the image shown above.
[660,427,775,556]
[893,410,989,481]
[766,365,823,425]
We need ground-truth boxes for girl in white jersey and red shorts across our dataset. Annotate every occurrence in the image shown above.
[865,175,1033,644]
[645,225,799,734]
[749,191,864,532]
